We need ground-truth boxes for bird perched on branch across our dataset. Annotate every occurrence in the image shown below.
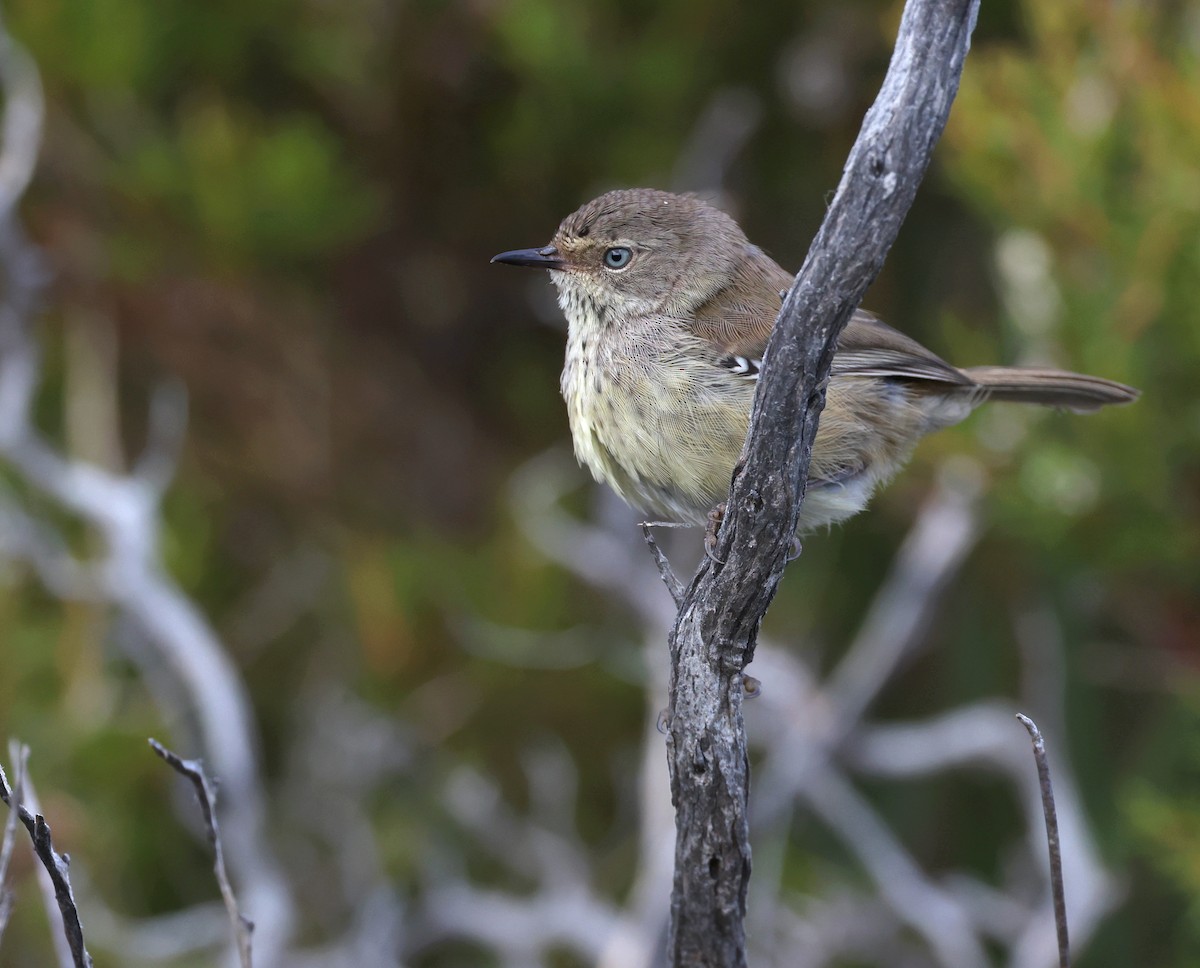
[493,189,1137,533]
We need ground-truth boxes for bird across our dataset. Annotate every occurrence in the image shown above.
[492,188,1137,533]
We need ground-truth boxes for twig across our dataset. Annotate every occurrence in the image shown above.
[150,739,255,968]
[9,758,74,968]
[0,757,94,968]
[663,1,981,963]
[641,524,685,607]
[1016,714,1070,968]
[0,742,27,946]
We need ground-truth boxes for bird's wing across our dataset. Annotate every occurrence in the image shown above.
[832,311,973,387]
[688,245,971,388]
[685,245,783,374]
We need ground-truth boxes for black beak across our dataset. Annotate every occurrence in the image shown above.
[491,245,564,270]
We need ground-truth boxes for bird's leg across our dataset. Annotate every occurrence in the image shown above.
[787,535,803,561]
[704,502,727,564]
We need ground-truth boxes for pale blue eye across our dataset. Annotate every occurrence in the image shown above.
[603,247,632,269]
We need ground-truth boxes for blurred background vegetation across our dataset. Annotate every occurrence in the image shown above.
[0,0,1197,964]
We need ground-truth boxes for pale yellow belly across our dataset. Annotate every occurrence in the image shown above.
[562,345,944,530]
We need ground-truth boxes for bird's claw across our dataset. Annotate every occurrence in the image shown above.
[704,503,727,564]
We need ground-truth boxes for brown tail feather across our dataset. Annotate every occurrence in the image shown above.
[962,366,1139,412]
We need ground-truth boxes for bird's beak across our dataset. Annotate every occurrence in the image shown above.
[491,245,564,270]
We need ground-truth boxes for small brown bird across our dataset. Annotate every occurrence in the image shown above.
[493,189,1137,532]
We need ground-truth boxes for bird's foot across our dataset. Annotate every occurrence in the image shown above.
[704,503,727,564]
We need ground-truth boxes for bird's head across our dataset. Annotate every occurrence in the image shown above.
[493,189,749,324]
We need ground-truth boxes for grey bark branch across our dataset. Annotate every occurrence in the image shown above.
[1017,714,1070,968]
[664,1,981,965]
[642,524,685,607]
[0,758,94,968]
[150,740,255,968]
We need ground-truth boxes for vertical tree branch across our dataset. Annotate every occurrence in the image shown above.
[1017,714,1070,968]
[150,740,255,968]
[664,1,981,964]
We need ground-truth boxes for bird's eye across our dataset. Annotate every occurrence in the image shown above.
[603,247,633,269]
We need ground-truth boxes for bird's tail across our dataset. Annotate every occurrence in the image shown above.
[962,366,1139,412]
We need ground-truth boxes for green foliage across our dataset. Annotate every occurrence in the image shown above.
[945,0,1200,569]
[11,0,380,274]
[1122,690,1200,962]
[114,101,379,270]
[1127,782,1200,937]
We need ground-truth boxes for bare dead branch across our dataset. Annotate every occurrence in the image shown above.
[0,756,94,968]
[663,1,981,962]
[150,739,255,968]
[1016,714,1070,968]
[641,524,685,606]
